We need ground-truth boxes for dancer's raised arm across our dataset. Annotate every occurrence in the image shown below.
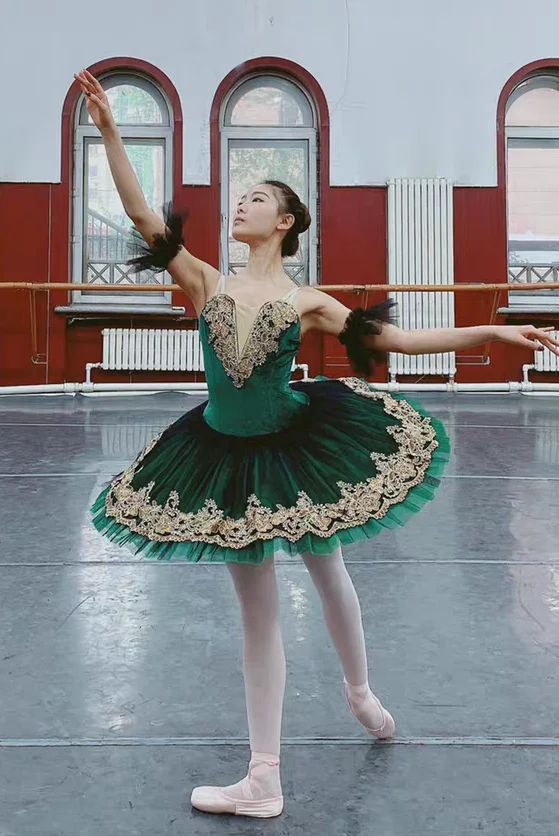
[74,70,219,313]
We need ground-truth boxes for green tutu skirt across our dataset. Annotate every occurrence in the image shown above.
[90,377,450,563]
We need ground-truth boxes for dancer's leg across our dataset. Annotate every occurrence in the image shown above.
[227,554,286,757]
[301,546,394,735]
[191,555,285,817]
[301,545,368,684]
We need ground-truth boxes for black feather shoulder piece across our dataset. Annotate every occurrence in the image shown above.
[126,202,189,274]
[338,299,398,376]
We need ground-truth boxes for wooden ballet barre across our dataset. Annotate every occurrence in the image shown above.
[2,282,559,292]
[7,279,556,364]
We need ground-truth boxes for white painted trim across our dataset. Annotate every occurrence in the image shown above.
[506,126,559,140]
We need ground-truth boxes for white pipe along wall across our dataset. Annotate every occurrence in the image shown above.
[0,381,558,397]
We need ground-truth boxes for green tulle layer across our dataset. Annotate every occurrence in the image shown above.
[90,381,451,564]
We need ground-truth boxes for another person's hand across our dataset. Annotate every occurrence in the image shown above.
[74,69,115,132]
[494,324,559,355]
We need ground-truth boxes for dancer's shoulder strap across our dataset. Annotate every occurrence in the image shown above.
[281,285,299,304]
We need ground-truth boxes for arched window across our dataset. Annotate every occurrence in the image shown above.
[506,75,559,307]
[72,73,173,307]
[220,75,318,284]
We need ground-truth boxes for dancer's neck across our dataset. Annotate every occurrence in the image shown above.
[243,240,286,284]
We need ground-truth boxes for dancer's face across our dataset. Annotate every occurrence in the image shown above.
[231,183,294,250]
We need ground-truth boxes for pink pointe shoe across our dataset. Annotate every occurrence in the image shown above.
[343,677,396,739]
[190,753,283,818]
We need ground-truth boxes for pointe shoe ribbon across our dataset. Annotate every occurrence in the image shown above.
[343,677,396,739]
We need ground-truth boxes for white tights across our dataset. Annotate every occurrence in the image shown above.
[226,546,372,756]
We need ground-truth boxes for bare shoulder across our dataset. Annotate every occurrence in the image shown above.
[297,284,403,349]
[297,285,343,315]
[297,285,352,337]
[200,262,222,299]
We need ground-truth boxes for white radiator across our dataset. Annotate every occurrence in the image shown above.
[534,332,559,372]
[101,328,204,371]
[93,328,306,378]
[387,178,456,377]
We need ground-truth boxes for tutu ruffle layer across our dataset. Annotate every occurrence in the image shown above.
[90,377,450,563]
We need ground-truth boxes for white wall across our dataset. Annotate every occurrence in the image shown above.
[2,0,559,186]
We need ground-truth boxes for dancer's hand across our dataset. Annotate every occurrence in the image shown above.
[74,69,115,132]
[493,324,559,354]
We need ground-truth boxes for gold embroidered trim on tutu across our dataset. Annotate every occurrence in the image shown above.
[202,295,299,388]
[102,378,440,549]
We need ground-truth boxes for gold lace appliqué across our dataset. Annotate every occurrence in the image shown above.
[102,378,440,550]
[202,295,299,387]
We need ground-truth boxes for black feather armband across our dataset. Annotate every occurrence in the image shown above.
[126,202,189,273]
[338,299,398,376]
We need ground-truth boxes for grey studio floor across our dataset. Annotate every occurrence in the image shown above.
[0,391,558,836]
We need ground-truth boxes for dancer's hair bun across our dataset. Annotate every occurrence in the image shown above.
[264,180,312,258]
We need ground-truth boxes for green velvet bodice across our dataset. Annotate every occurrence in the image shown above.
[199,290,310,437]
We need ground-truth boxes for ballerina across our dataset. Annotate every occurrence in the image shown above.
[75,68,559,819]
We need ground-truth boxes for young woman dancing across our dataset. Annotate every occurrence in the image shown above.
[75,69,559,819]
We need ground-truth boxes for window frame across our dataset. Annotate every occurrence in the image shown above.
[219,75,319,286]
[505,76,559,310]
[71,73,174,308]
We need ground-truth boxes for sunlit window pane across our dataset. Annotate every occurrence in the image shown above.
[506,79,559,127]
[507,76,559,299]
[508,144,559,242]
[228,141,308,280]
[225,77,313,127]
[84,140,166,294]
[507,141,559,296]
[82,83,166,125]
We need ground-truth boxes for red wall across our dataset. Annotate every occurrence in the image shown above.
[1,180,557,387]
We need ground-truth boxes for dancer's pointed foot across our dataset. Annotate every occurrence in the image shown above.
[190,752,283,818]
[343,678,396,739]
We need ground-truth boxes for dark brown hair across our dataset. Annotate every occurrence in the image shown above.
[264,180,312,258]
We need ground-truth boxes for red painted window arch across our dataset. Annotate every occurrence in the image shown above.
[496,58,559,191]
[496,59,559,311]
[61,57,184,197]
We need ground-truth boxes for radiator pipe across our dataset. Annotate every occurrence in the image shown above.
[1,379,559,396]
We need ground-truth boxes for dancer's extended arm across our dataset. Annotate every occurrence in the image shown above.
[301,287,559,376]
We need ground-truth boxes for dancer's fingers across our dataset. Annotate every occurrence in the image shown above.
[83,69,103,94]
[542,339,559,356]
[74,72,91,94]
